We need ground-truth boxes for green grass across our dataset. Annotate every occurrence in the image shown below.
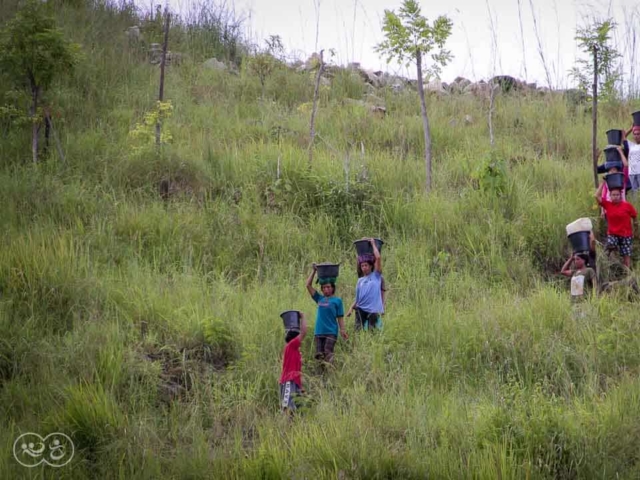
[2,1,640,478]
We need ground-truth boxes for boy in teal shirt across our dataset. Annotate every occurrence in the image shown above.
[305,265,348,370]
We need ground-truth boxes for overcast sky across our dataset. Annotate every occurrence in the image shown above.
[161,0,640,89]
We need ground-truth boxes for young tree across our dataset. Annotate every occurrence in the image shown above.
[569,18,621,101]
[0,0,80,163]
[246,35,285,98]
[375,0,453,193]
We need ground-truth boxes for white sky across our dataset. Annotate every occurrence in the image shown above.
[161,0,640,89]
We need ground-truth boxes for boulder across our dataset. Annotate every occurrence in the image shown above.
[370,105,386,118]
[149,43,162,64]
[490,75,519,94]
[126,26,142,43]
[203,58,228,71]
[357,68,382,88]
[453,76,471,90]
[463,82,490,96]
[425,79,448,95]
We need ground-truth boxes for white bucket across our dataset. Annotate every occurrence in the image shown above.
[566,218,593,237]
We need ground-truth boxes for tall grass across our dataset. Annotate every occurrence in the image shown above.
[2,0,640,478]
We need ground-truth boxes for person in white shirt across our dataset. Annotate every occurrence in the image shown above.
[624,125,640,195]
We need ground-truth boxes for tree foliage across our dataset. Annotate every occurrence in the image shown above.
[375,0,453,80]
[245,35,285,95]
[374,0,453,193]
[0,0,81,97]
[0,0,81,162]
[569,18,621,101]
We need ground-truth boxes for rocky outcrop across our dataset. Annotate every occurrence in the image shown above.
[202,57,228,71]
[149,43,183,66]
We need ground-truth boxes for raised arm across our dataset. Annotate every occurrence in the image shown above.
[595,182,605,206]
[370,238,382,273]
[618,146,629,168]
[624,125,633,138]
[306,265,317,297]
[560,255,574,277]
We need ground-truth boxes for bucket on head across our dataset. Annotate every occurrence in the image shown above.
[353,238,384,256]
[632,110,640,126]
[606,129,624,146]
[605,172,625,190]
[604,161,623,172]
[566,218,593,237]
[568,231,591,254]
[604,145,622,165]
[316,262,340,280]
[280,310,301,330]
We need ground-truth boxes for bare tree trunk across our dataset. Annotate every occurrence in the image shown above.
[156,9,171,147]
[31,85,40,164]
[592,45,599,188]
[415,51,432,193]
[308,49,325,168]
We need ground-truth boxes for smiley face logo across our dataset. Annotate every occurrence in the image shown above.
[13,432,74,468]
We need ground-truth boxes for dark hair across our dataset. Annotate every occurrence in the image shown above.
[356,260,374,278]
[285,330,300,343]
[575,253,589,262]
[321,282,336,294]
[610,187,623,193]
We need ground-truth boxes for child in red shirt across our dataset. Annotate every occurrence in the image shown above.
[279,312,307,414]
[600,146,629,218]
[595,181,638,268]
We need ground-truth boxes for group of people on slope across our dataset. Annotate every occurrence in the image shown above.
[595,126,640,204]
[279,238,386,413]
[561,125,640,302]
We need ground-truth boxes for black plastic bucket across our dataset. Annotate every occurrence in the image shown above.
[316,263,340,279]
[353,238,384,256]
[604,160,623,172]
[568,231,590,254]
[633,111,640,126]
[606,129,624,146]
[280,310,300,330]
[605,172,625,190]
[604,145,622,164]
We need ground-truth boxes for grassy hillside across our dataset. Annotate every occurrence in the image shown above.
[2,1,640,478]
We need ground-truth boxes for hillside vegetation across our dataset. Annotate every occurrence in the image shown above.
[2,1,640,478]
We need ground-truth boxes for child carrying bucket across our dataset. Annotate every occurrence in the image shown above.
[599,145,629,205]
[561,253,597,302]
[279,311,307,414]
[624,125,640,195]
[595,180,638,268]
[347,238,384,331]
[305,263,348,370]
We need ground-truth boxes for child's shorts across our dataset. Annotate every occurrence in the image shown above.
[280,381,301,411]
[607,234,633,257]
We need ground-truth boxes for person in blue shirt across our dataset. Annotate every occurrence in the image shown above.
[346,238,384,331]
[305,264,348,369]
